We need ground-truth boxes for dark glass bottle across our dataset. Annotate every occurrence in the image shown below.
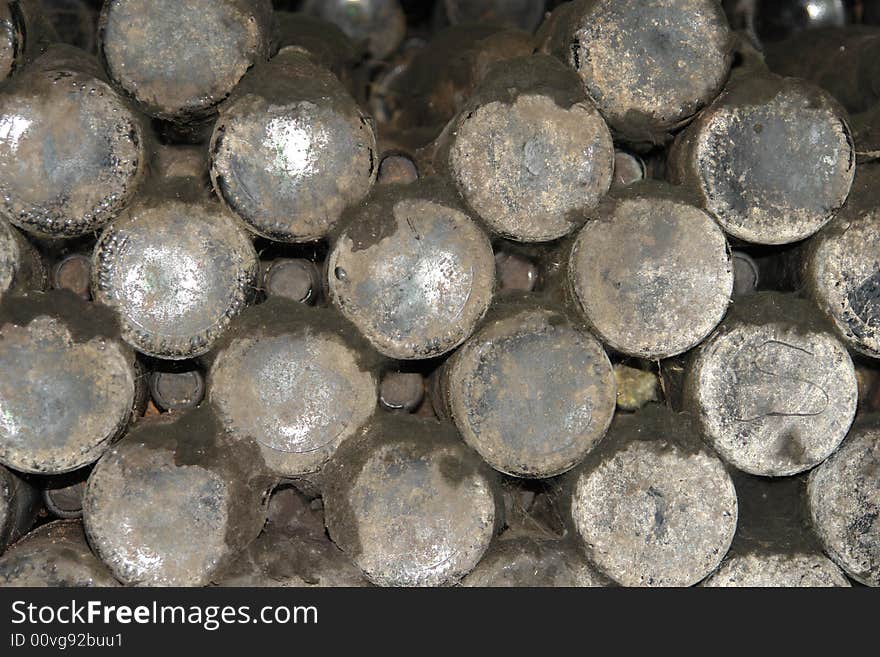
[0,291,140,475]
[327,179,496,360]
[376,153,418,185]
[684,293,858,477]
[379,371,424,413]
[209,48,377,243]
[322,415,500,586]
[52,253,91,300]
[731,251,760,297]
[98,0,274,125]
[537,0,733,146]
[610,150,646,190]
[0,45,148,238]
[566,181,734,359]
[83,407,272,586]
[434,54,614,243]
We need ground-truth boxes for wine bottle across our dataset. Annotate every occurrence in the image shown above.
[261,258,322,305]
[684,293,858,477]
[494,249,540,293]
[322,415,499,586]
[731,250,760,297]
[0,290,140,475]
[377,153,418,185]
[0,465,39,552]
[537,0,733,146]
[610,150,646,190]
[209,48,377,243]
[566,404,738,587]
[804,165,880,359]
[367,36,425,128]
[206,300,380,479]
[0,520,119,586]
[566,181,734,359]
[434,54,614,243]
[83,406,272,586]
[98,0,274,124]
[437,299,617,479]
[0,45,148,238]
[92,145,259,360]
[669,70,855,245]
[327,178,495,360]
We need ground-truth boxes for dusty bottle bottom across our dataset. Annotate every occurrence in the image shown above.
[567,182,734,359]
[327,179,495,360]
[0,521,120,586]
[537,0,732,144]
[82,408,271,586]
[322,415,499,587]
[685,293,858,477]
[99,0,274,123]
[568,406,738,587]
[442,302,617,479]
[0,291,139,475]
[807,416,880,586]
